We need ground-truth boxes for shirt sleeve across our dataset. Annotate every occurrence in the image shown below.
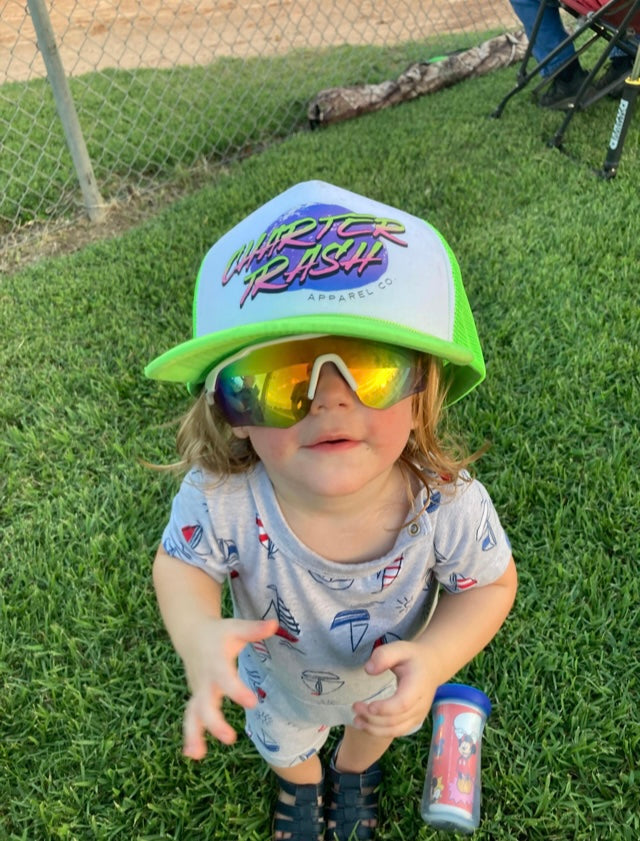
[432,477,512,593]
[160,468,227,583]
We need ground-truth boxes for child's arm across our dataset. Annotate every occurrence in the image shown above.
[153,546,278,758]
[352,556,517,737]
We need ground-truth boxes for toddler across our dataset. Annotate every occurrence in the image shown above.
[146,181,517,841]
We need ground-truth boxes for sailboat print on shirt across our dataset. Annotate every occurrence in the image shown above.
[245,667,267,702]
[448,573,478,592]
[375,555,403,591]
[262,585,305,653]
[256,514,278,560]
[308,570,355,590]
[255,727,280,753]
[372,631,401,651]
[476,498,497,551]
[181,524,203,549]
[330,608,370,652]
[218,537,240,577]
[426,490,442,513]
[251,639,271,662]
[301,669,345,696]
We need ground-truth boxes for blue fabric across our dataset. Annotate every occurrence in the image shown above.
[510,0,625,76]
[510,0,576,75]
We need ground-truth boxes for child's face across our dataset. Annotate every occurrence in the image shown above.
[232,361,414,504]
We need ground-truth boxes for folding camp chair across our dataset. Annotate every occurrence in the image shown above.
[492,0,640,176]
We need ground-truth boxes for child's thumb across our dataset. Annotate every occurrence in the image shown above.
[365,641,406,675]
[241,618,279,642]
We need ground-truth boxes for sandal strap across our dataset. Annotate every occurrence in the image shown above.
[326,761,382,840]
[274,777,324,841]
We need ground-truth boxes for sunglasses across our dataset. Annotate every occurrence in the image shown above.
[204,335,426,428]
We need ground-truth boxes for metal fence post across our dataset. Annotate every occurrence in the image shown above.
[26,0,105,222]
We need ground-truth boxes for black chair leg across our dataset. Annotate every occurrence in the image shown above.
[492,0,555,117]
[599,48,640,177]
[549,0,640,155]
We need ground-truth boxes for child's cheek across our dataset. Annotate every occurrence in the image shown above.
[245,426,295,462]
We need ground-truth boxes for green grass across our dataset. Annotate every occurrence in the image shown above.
[2,62,640,840]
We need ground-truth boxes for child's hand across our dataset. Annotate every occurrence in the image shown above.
[351,640,441,738]
[181,617,279,759]
[352,560,518,737]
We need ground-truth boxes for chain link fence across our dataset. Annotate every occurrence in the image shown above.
[1,0,516,244]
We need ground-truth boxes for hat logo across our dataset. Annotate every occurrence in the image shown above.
[221,202,408,307]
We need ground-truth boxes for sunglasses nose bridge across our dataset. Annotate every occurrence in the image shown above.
[306,353,359,400]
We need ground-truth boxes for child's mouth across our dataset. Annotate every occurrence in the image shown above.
[307,437,359,451]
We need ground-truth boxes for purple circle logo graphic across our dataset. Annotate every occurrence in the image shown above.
[221,202,408,307]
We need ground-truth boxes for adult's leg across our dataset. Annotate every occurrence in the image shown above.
[510,0,577,74]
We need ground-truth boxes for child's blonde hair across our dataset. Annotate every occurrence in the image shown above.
[162,354,478,500]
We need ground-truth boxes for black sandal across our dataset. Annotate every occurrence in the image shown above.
[325,752,382,840]
[273,775,325,841]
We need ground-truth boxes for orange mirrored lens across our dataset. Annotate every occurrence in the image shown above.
[214,337,423,427]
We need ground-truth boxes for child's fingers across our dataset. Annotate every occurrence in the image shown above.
[352,714,417,737]
[352,704,421,737]
[235,618,279,644]
[353,697,415,726]
[352,675,436,735]
[182,691,237,756]
[224,672,260,710]
[180,618,279,758]
[182,722,208,760]
[364,640,412,675]
[352,695,408,721]
[182,700,209,759]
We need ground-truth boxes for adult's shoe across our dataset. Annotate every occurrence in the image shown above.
[595,56,634,98]
[539,67,591,109]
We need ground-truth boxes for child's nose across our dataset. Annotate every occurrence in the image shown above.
[309,362,356,410]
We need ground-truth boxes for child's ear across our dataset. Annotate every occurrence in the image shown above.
[231,426,251,439]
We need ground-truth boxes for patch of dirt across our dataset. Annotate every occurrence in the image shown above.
[0,170,224,274]
[3,0,513,80]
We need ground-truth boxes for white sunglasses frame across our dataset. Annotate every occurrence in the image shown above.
[203,333,415,407]
[204,334,325,405]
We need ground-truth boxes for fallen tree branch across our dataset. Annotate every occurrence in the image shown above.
[308,30,527,127]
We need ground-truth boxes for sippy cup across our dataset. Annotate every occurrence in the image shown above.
[421,683,492,834]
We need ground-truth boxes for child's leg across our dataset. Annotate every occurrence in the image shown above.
[270,755,324,841]
[270,753,323,785]
[334,725,393,772]
[325,726,392,837]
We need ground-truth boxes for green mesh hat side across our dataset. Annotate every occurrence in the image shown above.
[435,230,485,403]
[145,180,486,406]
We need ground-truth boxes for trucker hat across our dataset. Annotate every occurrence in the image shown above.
[144,180,485,405]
